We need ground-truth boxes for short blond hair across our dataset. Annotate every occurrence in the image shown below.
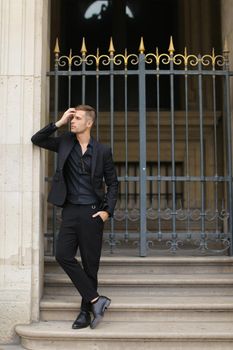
[75,104,96,123]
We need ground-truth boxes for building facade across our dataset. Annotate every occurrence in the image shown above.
[1,0,233,345]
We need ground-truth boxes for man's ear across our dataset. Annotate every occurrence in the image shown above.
[87,119,94,128]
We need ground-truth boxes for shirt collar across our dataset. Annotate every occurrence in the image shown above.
[74,135,93,148]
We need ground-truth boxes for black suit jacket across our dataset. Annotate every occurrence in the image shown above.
[31,123,118,216]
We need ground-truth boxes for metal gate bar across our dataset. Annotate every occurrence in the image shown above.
[198,57,205,249]
[109,48,115,251]
[156,66,162,240]
[139,50,147,256]
[124,58,129,243]
[184,65,191,239]
[224,56,233,255]
[169,47,177,251]
[212,67,218,240]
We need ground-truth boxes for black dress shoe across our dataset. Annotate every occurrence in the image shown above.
[90,296,111,329]
[72,310,91,329]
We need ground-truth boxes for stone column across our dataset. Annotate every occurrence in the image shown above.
[221,1,233,131]
[0,0,49,344]
[178,0,221,110]
[221,0,233,203]
[221,0,233,69]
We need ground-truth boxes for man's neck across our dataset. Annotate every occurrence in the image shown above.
[76,132,91,146]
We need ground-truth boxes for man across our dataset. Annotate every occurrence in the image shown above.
[31,105,118,329]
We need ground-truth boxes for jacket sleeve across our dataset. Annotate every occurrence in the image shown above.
[103,147,119,217]
[31,122,61,153]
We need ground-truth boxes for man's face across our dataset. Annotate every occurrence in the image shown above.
[70,110,92,134]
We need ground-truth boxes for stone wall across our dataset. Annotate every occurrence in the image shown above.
[0,0,49,344]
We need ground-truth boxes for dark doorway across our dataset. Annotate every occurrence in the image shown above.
[51,0,178,57]
[50,0,179,110]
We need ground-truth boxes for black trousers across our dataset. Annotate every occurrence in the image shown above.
[55,202,104,311]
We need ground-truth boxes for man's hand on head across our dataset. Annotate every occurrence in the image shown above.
[55,108,76,128]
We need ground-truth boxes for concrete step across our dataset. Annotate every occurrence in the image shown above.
[44,272,233,296]
[0,346,24,350]
[15,320,233,350]
[44,256,233,275]
[40,295,233,322]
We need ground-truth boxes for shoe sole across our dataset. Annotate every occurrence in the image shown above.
[90,299,111,329]
[72,323,90,330]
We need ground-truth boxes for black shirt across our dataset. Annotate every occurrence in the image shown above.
[64,136,100,205]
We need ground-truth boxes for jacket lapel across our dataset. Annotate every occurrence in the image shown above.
[58,134,76,169]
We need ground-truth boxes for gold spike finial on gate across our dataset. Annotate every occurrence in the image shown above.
[54,37,60,54]
[68,49,72,65]
[168,36,175,55]
[108,37,115,55]
[139,37,145,54]
[81,37,87,55]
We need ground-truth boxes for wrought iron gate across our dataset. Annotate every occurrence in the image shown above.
[46,37,233,257]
